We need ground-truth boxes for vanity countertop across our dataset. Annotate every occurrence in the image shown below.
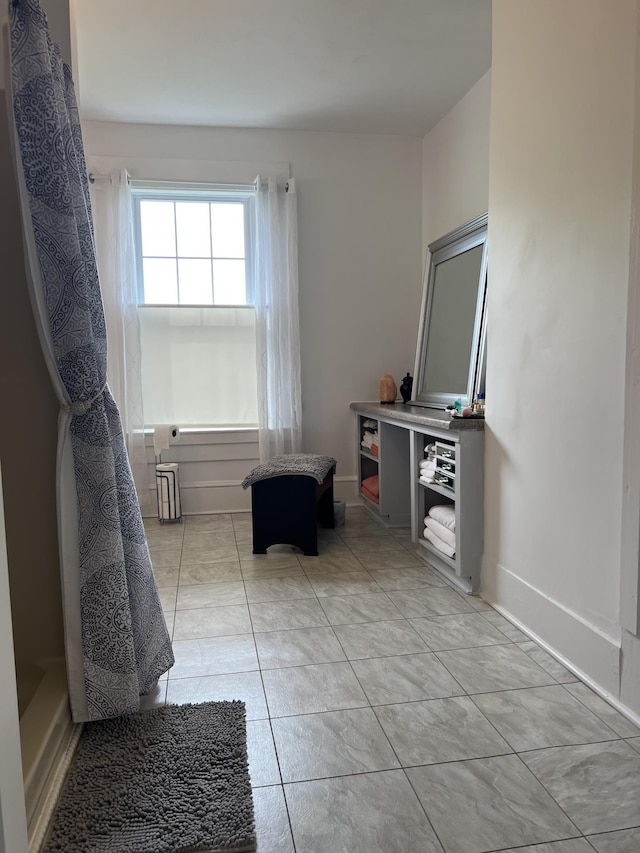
[350,401,485,431]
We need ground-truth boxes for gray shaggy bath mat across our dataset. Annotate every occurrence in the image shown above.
[44,701,256,853]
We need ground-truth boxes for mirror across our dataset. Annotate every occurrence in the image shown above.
[412,212,488,409]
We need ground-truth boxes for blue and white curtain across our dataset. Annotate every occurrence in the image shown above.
[7,0,174,721]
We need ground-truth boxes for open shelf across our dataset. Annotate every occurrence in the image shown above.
[417,479,455,500]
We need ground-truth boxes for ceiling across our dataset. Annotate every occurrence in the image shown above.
[73,0,491,137]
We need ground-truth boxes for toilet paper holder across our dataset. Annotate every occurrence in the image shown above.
[155,462,182,524]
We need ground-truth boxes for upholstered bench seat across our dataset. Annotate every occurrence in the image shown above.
[241,454,337,556]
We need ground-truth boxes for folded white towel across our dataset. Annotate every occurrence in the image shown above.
[425,517,456,549]
[419,460,436,471]
[419,475,434,485]
[423,526,455,558]
[427,504,455,531]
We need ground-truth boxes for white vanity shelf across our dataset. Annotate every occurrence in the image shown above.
[351,401,484,594]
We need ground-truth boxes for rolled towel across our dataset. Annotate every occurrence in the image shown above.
[423,526,455,558]
[425,517,456,549]
[428,504,455,531]
[419,459,436,470]
[425,444,436,454]
[419,475,434,485]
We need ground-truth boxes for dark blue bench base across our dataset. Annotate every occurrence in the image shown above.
[250,468,335,556]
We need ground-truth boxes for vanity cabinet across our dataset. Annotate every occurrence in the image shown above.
[351,402,484,593]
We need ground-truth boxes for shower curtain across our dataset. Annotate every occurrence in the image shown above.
[7,0,174,722]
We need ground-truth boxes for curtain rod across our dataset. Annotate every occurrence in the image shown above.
[88,175,293,192]
[131,179,256,193]
[88,172,112,184]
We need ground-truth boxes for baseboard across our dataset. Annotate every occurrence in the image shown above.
[482,558,622,699]
[19,660,82,852]
[143,474,362,517]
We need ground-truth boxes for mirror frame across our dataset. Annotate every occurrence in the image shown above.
[412,212,488,410]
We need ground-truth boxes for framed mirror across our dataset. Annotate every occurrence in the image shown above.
[412,212,488,410]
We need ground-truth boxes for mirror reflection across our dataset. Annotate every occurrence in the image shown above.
[423,244,484,394]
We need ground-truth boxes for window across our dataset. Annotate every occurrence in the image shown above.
[132,185,258,428]
[133,188,254,305]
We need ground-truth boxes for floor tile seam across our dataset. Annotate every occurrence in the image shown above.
[509,688,625,743]
[166,664,262,682]
[586,825,640,840]
[507,749,585,837]
[316,610,419,630]
[277,761,417,787]
[408,638,518,653]
[515,644,577,683]
[320,621,410,777]
[399,765,448,853]
[384,746,519,772]
[426,649,483,697]
[177,572,245,588]
[174,598,250,613]
[330,614,435,650]
[250,621,331,634]
[256,627,350,669]
[479,612,527,643]
[365,690,469,707]
[370,695,513,760]
[173,627,257,644]
[440,680,562,698]
[516,738,635,761]
[558,683,639,736]
[467,683,623,721]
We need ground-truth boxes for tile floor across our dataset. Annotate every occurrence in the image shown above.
[144,507,640,853]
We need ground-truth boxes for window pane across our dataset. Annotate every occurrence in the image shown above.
[178,259,213,304]
[143,258,178,302]
[176,202,211,258]
[139,306,258,426]
[211,203,245,258]
[213,259,246,304]
[140,201,176,256]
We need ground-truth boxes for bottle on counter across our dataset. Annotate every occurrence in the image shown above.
[473,392,485,415]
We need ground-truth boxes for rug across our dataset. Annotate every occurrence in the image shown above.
[44,701,256,853]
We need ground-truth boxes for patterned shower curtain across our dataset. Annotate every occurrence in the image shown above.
[7,0,174,721]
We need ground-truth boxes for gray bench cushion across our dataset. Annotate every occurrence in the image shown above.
[242,454,337,489]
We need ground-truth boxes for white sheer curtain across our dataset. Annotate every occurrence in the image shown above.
[91,169,150,513]
[254,176,302,461]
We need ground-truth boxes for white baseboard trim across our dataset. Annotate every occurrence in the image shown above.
[143,474,362,517]
[30,722,81,853]
[19,660,82,852]
[482,559,623,703]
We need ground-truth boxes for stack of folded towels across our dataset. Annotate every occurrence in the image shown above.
[361,420,379,457]
[419,444,437,484]
[361,475,379,504]
[424,504,455,558]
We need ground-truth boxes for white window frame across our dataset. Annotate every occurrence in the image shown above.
[131,182,256,306]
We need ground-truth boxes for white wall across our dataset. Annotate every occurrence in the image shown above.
[485,0,638,713]
[422,70,491,250]
[83,122,423,503]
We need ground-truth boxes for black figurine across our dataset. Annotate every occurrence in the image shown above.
[400,372,413,403]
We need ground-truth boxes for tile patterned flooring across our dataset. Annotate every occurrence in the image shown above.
[144,507,640,853]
